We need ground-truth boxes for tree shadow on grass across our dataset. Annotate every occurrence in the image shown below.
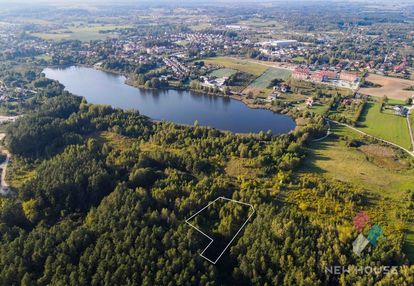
[403,228,414,263]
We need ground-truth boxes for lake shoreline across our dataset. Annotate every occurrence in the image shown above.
[93,65,294,119]
[43,66,297,134]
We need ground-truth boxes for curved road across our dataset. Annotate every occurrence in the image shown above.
[328,120,414,158]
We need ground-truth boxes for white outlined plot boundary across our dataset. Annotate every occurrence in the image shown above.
[185,197,255,264]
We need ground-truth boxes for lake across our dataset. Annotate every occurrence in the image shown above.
[43,66,296,134]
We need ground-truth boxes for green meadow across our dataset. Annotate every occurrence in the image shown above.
[357,101,412,150]
[32,25,130,41]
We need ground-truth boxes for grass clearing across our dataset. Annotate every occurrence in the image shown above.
[242,67,292,97]
[249,68,291,89]
[357,102,412,149]
[209,68,238,78]
[203,57,268,76]
[6,158,36,190]
[225,157,264,179]
[190,23,211,31]
[32,25,129,41]
[89,131,134,151]
[299,122,414,260]
[305,102,328,115]
[292,56,306,63]
[301,123,414,199]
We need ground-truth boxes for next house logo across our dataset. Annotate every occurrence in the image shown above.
[352,211,385,256]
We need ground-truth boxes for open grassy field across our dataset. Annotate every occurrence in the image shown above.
[225,157,264,179]
[241,67,292,97]
[301,122,414,261]
[304,102,328,115]
[292,56,306,63]
[249,68,292,89]
[237,18,283,29]
[302,123,414,199]
[360,73,414,100]
[32,25,129,41]
[190,23,211,31]
[203,57,269,76]
[357,101,412,149]
[411,112,414,137]
[209,68,238,78]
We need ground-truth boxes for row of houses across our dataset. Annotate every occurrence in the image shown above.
[163,57,190,78]
[292,67,360,83]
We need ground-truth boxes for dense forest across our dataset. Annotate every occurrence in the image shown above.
[0,72,413,285]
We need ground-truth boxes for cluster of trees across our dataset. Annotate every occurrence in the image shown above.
[101,58,157,75]
[328,96,367,126]
[0,88,412,285]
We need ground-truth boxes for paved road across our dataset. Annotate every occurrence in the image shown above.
[0,133,12,196]
[312,120,331,142]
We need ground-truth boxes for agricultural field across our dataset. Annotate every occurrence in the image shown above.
[202,57,268,76]
[359,73,414,100]
[32,25,130,41]
[249,68,292,88]
[357,101,412,149]
[209,68,238,78]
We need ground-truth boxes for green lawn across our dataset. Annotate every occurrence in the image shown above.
[292,56,306,63]
[32,25,130,41]
[35,54,52,62]
[411,112,414,139]
[190,23,211,31]
[357,102,412,149]
[249,67,292,89]
[202,57,268,76]
[307,103,328,115]
[209,68,238,78]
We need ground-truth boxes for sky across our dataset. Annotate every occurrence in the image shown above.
[0,0,408,8]
[0,0,390,3]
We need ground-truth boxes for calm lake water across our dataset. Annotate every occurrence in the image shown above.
[43,66,296,134]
